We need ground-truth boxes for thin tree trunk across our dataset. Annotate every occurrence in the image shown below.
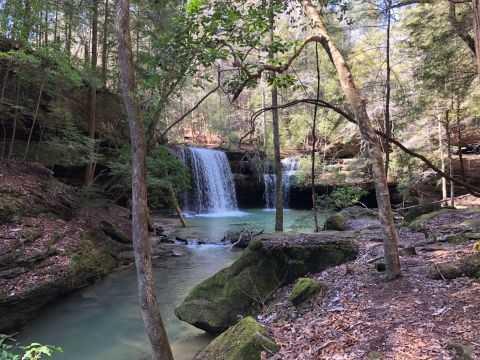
[115,1,174,359]
[269,3,283,232]
[473,0,480,75]
[311,43,320,232]
[384,0,392,177]
[445,108,454,206]
[85,0,99,186]
[101,0,109,87]
[23,83,44,161]
[438,119,448,206]
[262,90,267,149]
[1,68,9,160]
[301,0,401,280]
[8,78,20,159]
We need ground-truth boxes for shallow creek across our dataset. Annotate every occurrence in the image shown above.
[19,209,318,360]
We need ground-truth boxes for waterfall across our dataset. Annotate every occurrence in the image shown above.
[182,147,238,214]
[263,156,300,209]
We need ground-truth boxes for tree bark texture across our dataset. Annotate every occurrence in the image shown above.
[115,1,174,359]
[301,0,401,280]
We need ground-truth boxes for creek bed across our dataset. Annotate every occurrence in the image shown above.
[19,209,320,359]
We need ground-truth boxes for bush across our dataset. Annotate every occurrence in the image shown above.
[0,335,62,360]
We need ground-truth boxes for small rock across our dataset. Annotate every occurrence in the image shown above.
[399,246,417,256]
[289,278,327,307]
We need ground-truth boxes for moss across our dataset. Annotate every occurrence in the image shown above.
[290,278,327,307]
[247,238,263,251]
[444,234,467,244]
[473,242,480,252]
[175,236,358,334]
[409,208,458,231]
[0,200,19,225]
[23,231,43,243]
[447,342,474,360]
[69,233,118,286]
[429,253,480,280]
[403,203,441,224]
[324,213,347,231]
[194,317,279,360]
[368,351,383,360]
[464,232,480,240]
[101,220,131,243]
[399,246,417,256]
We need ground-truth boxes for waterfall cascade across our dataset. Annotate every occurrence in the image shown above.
[263,156,300,209]
[179,147,238,214]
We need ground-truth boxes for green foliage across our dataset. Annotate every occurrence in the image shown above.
[0,335,62,360]
[317,186,367,210]
[109,145,190,209]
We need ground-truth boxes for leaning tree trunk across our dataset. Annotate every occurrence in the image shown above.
[115,1,174,359]
[301,0,401,280]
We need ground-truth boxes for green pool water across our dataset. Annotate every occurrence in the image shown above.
[18,209,322,360]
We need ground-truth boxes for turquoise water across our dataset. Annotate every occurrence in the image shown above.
[19,209,321,360]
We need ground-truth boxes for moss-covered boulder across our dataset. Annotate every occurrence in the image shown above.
[324,207,379,231]
[429,253,480,280]
[194,316,278,360]
[289,278,327,307]
[399,246,417,256]
[403,203,442,224]
[175,232,358,334]
[409,208,459,231]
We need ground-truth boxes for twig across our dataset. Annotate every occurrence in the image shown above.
[435,263,447,281]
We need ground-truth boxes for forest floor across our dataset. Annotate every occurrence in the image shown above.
[262,212,480,360]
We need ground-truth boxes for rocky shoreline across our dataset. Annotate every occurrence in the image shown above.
[177,206,480,360]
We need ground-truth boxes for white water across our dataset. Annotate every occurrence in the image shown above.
[184,147,238,215]
[263,156,300,209]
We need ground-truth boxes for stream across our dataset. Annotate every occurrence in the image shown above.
[19,209,320,360]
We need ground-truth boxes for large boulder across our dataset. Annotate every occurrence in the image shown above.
[324,207,380,231]
[403,203,442,224]
[175,232,358,334]
[193,316,279,360]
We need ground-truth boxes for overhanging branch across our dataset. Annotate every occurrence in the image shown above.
[250,98,480,197]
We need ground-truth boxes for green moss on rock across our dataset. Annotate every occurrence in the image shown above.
[194,317,279,360]
[448,342,474,360]
[290,278,327,307]
[409,208,458,231]
[429,253,480,280]
[175,233,358,334]
[473,242,480,252]
[403,203,441,224]
[399,246,417,256]
[324,213,347,231]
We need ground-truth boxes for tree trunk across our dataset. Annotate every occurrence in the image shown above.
[473,0,480,74]
[8,78,20,159]
[23,83,44,161]
[115,1,174,359]
[262,90,267,149]
[301,0,401,280]
[270,6,283,232]
[85,0,99,186]
[445,108,455,206]
[384,0,392,177]
[312,43,320,232]
[101,0,109,87]
[438,118,448,206]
